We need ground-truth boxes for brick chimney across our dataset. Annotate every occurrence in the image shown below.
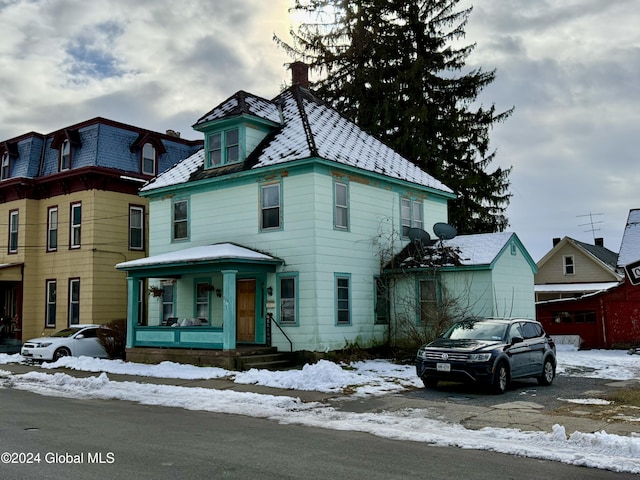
[552,237,561,247]
[291,61,309,89]
[595,237,604,247]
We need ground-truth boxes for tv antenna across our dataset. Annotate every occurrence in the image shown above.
[577,212,604,240]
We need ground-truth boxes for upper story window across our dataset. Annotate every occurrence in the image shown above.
[70,202,82,249]
[60,140,71,171]
[47,206,58,252]
[173,199,189,241]
[8,209,18,254]
[1,152,9,180]
[129,205,145,250]
[563,255,575,275]
[260,183,281,230]
[207,127,240,168]
[334,182,349,230]
[401,197,423,237]
[142,143,156,176]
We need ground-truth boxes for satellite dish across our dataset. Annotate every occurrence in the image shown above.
[433,222,457,241]
[408,228,431,245]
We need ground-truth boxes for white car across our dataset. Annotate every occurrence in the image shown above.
[21,324,110,362]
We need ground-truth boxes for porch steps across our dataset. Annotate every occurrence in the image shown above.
[238,352,297,371]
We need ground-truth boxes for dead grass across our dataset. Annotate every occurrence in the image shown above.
[605,387,640,407]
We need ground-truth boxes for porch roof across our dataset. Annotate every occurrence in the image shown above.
[115,243,282,274]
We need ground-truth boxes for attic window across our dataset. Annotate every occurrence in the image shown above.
[1,152,9,180]
[60,140,71,171]
[142,143,156,175]
[207,127,241,168]
[563,255,575,275]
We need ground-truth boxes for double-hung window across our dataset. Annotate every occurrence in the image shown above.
[207,128,240,167]
[419,278,438,324]
[129,205,144,250]
[278,274,297,325]
[401,197,423,237]
[8,210,18,253]
[334,182,348,230]
[45,280,57,328]
[261,183,281,230]
[1,152,9,180]
[173,199,188,241]
[60,140,71,171]
[70,202,82,248]
[335,274,351,325]
[374,277,389,324]
[47,206,58,251]
[563,255,575,275]
[142,143,156,175]
[162,283,175,324]
[68,278,80,325]
[195,281,210,322]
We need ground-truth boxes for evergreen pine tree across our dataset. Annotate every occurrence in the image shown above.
[277,0,513,233]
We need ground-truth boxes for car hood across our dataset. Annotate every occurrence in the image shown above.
[24,337,66,345]
[424,338,506,352]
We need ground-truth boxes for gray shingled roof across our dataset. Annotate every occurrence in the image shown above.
[142,86,453,194]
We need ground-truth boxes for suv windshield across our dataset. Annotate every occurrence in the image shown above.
[443,321,507,341]
[50,327,84,338]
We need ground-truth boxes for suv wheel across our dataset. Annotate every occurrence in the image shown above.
[537,358,555,386]
[422,376,438,389]
[491,361,509,394]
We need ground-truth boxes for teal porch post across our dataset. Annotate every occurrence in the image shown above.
[222,270,237,350]
[125,276,139,349]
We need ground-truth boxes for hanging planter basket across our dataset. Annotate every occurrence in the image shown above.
[148,286,164,298]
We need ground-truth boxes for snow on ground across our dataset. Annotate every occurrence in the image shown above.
[1,345,639,473]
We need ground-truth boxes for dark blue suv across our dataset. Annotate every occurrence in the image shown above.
[416,318,556,394]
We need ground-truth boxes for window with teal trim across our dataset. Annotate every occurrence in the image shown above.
[173,199,188,241]
[278,275,297,325]
[419,278,438,324]
[401,197,423,237]
[207,127,240,168]
[260,183,281,230]
[374,277,389,324]
[336,274,351,325]
[334,182,348,230]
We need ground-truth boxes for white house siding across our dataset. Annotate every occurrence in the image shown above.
[145,165,449,351]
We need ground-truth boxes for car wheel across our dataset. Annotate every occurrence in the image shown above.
[491,362,509,394]
[52,347,71,361]
[538,358,555,386]
[422,376,438,389]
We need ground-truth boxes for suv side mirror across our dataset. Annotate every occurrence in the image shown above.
[511,336,524,345]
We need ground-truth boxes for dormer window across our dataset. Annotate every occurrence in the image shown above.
[142,143,156,175]
[60,140,71,171]
[207,127,241,168]
[0,152,9,180]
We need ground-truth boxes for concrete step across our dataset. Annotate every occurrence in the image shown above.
[239,353,297,371]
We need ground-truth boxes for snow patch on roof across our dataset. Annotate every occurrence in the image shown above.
[116,243,279,270]
[618,209,640,268]
[443,232,515,266]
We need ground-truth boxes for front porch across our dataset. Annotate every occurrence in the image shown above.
[126,345,298,371]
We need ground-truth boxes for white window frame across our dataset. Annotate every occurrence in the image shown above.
[70,202,82,249]
[195,281,211,323]
[8,209,18,253]
[162,283,175,324]
[68,278,80,325]
[60,139,71,171]
[1,152,9,180]
[142,142,156,175]
[129,205,144,250]
[278,274,298,325]
[563,255,575,275]
[47,206,58,252]
[401,197,423,237]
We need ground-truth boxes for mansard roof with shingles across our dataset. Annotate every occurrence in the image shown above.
[142,86,454,195]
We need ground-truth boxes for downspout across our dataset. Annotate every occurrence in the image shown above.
[600,296,607,347]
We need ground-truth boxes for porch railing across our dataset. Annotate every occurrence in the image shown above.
[266,313,293,352]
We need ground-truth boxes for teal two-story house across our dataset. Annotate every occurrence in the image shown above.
[116,63,536,363]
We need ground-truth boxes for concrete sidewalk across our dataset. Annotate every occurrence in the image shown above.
[2,362,638,437]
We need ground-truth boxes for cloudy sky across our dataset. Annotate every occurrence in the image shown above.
[0,0,637,262]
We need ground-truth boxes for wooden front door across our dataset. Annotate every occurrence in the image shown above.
[236,279,256,342]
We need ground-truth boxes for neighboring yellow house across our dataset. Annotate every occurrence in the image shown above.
[0,118,202,342]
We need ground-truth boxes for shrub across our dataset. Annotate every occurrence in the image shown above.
[98,319,126,360]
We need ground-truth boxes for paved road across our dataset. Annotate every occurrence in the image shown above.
[0,387,636,480]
